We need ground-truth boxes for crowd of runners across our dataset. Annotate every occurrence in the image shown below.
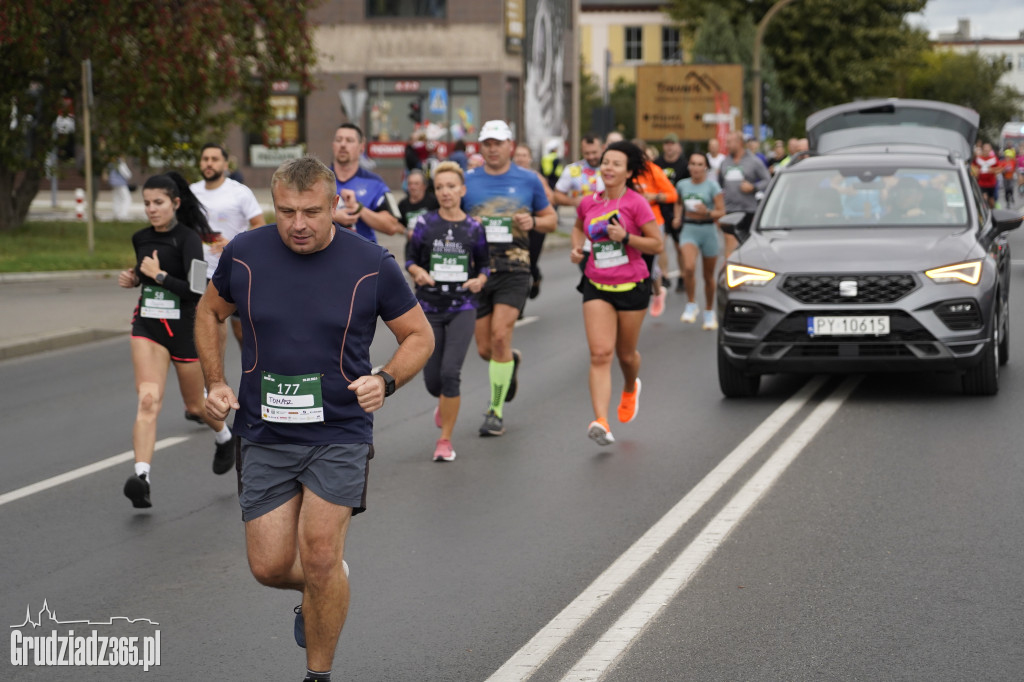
[113,122,770,682]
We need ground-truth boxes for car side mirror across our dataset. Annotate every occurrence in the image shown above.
[719,211,751,243]
[991,209,1023,234]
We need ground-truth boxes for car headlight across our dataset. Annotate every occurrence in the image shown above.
[925,260,982,285]
[726,264,776,288]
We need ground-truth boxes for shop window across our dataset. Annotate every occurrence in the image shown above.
[365,77,480,166]
[248,81,305,168]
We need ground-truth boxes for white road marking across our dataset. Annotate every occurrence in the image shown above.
[515,315,540,327]
[486,375,828,682]
[561,375,862,681]
[0,436,191,507]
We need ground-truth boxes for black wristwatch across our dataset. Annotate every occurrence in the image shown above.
[621,232,630,246]
[374,369,396,397]
[155,271,167,284]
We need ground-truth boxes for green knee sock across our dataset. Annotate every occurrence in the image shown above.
[488,359,514,417]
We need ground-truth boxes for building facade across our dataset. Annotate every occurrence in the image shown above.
[934,20,1024,104]
[580,1,681,95]
[225,0,574,188]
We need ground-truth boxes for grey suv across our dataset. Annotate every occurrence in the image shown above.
[717,99,1023,397]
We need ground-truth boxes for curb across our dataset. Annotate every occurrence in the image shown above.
[0,270,122,284]
[0,328,127,362]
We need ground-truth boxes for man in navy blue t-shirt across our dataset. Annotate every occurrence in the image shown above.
[463,120,557,437]
[331,123,402,242]
[195,156,432,682]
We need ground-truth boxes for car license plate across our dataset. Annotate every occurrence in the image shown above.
[807,315,890,337]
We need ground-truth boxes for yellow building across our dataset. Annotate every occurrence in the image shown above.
[580,1,682,93]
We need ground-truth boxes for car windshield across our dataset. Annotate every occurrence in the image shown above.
[758,167,969,229]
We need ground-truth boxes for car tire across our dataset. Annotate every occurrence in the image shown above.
[718,343,761,398]
[998,297,1009,366]
[962,308,999,396]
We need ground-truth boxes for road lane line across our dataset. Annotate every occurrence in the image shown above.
[561,375,862,681]
[0,436,191,508]
[486,375,828,682]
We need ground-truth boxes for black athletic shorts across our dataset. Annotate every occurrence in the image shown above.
[476,271,531,319]
[578,277,651,312]
[666,223,682,245]
[131,303,198,362]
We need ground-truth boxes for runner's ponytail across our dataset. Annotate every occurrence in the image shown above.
[142,171,212,237]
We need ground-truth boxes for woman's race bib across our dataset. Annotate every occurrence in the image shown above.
[140,285,181,320]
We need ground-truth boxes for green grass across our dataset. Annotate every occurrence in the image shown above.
[0,221,139,272]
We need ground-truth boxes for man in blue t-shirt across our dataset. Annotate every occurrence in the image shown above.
[331,123,402,242]
[195,156,432,682]
[463,119,557,437]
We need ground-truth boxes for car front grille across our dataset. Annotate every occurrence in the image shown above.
[781,273,917,304]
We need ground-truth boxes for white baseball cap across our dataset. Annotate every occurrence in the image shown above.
[479,120,513,142]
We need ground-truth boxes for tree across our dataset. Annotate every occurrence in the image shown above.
[579,60,604,136]
[0,1,319,231]
[609,78,637,139]
[669,0,929,135]
[902,50,1023,144]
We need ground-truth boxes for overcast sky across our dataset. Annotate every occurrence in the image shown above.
[908,0,1024,40]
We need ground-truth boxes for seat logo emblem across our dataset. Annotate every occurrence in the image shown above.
[839,280,858,297]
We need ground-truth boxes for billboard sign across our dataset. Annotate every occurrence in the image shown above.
[635,64,744,141]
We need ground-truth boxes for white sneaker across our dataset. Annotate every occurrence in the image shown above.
[702,311,718,330]
[681,302,699,323]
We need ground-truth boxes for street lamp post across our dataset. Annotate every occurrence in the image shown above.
[752,0,801,141]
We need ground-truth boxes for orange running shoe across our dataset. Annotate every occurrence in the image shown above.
[617,378,642,423]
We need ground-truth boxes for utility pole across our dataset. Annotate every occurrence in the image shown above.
[752,0,801,141]
[82,59,95,254]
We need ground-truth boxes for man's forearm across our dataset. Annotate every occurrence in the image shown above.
[534,210,559,234]
[195,298,228,387]
[382,328,434,390]
[363,208,402,235]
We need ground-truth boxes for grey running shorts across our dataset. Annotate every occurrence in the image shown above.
[238,439,374,521]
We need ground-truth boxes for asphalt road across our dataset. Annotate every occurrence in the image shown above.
[3,235,1024,681]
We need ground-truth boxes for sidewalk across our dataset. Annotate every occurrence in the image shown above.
[3,190,571,361]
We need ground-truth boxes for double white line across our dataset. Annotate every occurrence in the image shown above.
[487,375,861,682]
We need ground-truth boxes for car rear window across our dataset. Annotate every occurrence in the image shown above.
[759,168,969,228]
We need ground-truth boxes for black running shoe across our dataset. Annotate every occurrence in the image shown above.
[184,410,203,424]
[505,349,522,402]
[212,436,236,475]
[675,278,685,293]
[479,410,505,436]
[124,473,151,508]
[293,604,306,648]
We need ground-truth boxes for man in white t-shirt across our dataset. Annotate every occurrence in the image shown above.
[190,143,266,344]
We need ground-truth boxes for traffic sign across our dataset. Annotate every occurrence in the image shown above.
[428,88,448,115]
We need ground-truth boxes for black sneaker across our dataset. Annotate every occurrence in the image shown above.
[505,349,522,402]
[675,278,685,293]
[660,276,671,289]
[479,410,505,437]
[184,410,203,424]
[123,473,151,508]
[212,436,236,475]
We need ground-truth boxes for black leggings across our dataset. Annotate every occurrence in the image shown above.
[423,308,477,398]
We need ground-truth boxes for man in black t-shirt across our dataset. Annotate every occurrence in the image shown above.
[398,170,438,237]
[654,133,689,292]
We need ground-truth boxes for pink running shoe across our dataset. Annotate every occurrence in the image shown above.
[433,438,456,462]
[650,289,667,317]
[433,405,442,428]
